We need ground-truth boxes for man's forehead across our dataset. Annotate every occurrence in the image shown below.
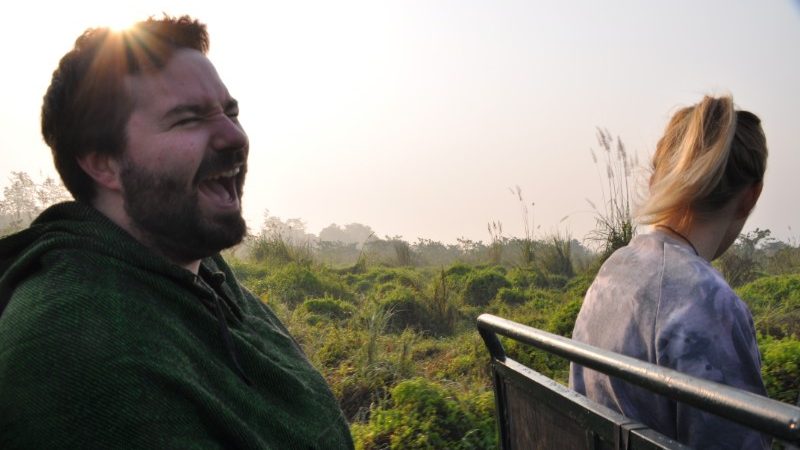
[124,49,232,110]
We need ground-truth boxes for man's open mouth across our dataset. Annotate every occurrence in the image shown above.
[198,166,241,209]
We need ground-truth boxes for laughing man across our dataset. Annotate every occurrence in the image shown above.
[0,16,353,449]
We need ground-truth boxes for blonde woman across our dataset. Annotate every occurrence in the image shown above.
[570,96,769,449]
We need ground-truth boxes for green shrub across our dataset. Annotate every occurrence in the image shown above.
[298,297,356,323]
[545,273,569,289]
[737,274,800,311]
[338,362,398,422]
[262,263,322,305]
[504,339,569,384]
[506,267,548,289]
[351,378,496,450]
[527,288,561,309]
[375,267,421,288]
[462,269,510,306]
[759,335,800,404]
[316,328,363,367]
[564,274,594,297]
[496,286,528,305]
[737,274,800,338]
[227,259,268,284]
[262,262,350,306]
[546,296,583,337]
[379,286,430,333]
[353,279,373,293]
[445,263,472,276]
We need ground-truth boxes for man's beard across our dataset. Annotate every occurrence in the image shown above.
[119,152,247,263]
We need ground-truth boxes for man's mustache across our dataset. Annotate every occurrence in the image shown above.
[194,149,247,183]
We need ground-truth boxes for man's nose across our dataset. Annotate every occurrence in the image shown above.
[211,115,248,153]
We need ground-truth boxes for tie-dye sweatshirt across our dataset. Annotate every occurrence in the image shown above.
[570,230,769,449]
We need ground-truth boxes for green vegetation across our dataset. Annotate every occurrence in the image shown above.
[226,225,800,449]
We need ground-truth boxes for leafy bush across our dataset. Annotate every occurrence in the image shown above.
[445,263,473,278]
[506,266,548,289]
[546,296,583,337]
[351,378,496,450]
[316,328,363,367]
[337,363,399,422]
[527,288,561,309]
[759,335,800,404]
[545,273,569,289]
[297,297,356,325]
[261,262,350,306]
[504,338,570,384]
[374,267,421,288]
[495,286,528,305]
[379,286,431,333]
[227,259,268,285]
[564,274,594,297]
[462,268,510,306]
[737,274,800,338]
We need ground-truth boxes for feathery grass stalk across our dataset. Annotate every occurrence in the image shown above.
[487,221,504,265]
[364,304,394,367]
[588,128,636,257]
[510,185,537,267]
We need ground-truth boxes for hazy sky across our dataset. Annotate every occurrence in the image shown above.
[2,1,799,244]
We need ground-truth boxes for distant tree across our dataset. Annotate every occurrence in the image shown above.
[413,238,460,267]
[0,171,71,235]
[36,176,72,207]
[318,224,346,243]
[1,172,38,224]
[260,211,317,244]
[718,228,773,287]
[569,239,597,273]
[319,223,375,246]
[386,235,412,266]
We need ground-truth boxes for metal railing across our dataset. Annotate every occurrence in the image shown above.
[477,313,800,444]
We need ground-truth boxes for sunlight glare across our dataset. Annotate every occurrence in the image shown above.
[79,3,154,34]
[105,14,138,33]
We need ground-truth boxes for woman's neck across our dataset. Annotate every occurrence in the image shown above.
[657,199,743,262]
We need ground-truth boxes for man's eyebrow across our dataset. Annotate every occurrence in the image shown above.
[162,99,238,120]
[162,103,210,121]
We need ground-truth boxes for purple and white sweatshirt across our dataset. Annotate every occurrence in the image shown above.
[570,230,769,449]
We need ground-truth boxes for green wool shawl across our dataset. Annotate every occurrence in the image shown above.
[0,202,353,449]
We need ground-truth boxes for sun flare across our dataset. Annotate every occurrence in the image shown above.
[80,6,146,33]
[106,15,138,33]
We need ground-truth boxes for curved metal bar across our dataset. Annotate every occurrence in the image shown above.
[477,313,800,443]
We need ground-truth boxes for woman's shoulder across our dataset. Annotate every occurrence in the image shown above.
[657,250,754,333]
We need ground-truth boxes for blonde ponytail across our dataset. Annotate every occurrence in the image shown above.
[637,96,767,226]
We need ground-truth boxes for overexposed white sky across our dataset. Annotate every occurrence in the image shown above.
[1,1,799,244]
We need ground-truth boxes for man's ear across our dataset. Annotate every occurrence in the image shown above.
[736,181,763,219]
[76,152,123,192]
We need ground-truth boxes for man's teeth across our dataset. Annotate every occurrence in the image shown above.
[207,167,240,181]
